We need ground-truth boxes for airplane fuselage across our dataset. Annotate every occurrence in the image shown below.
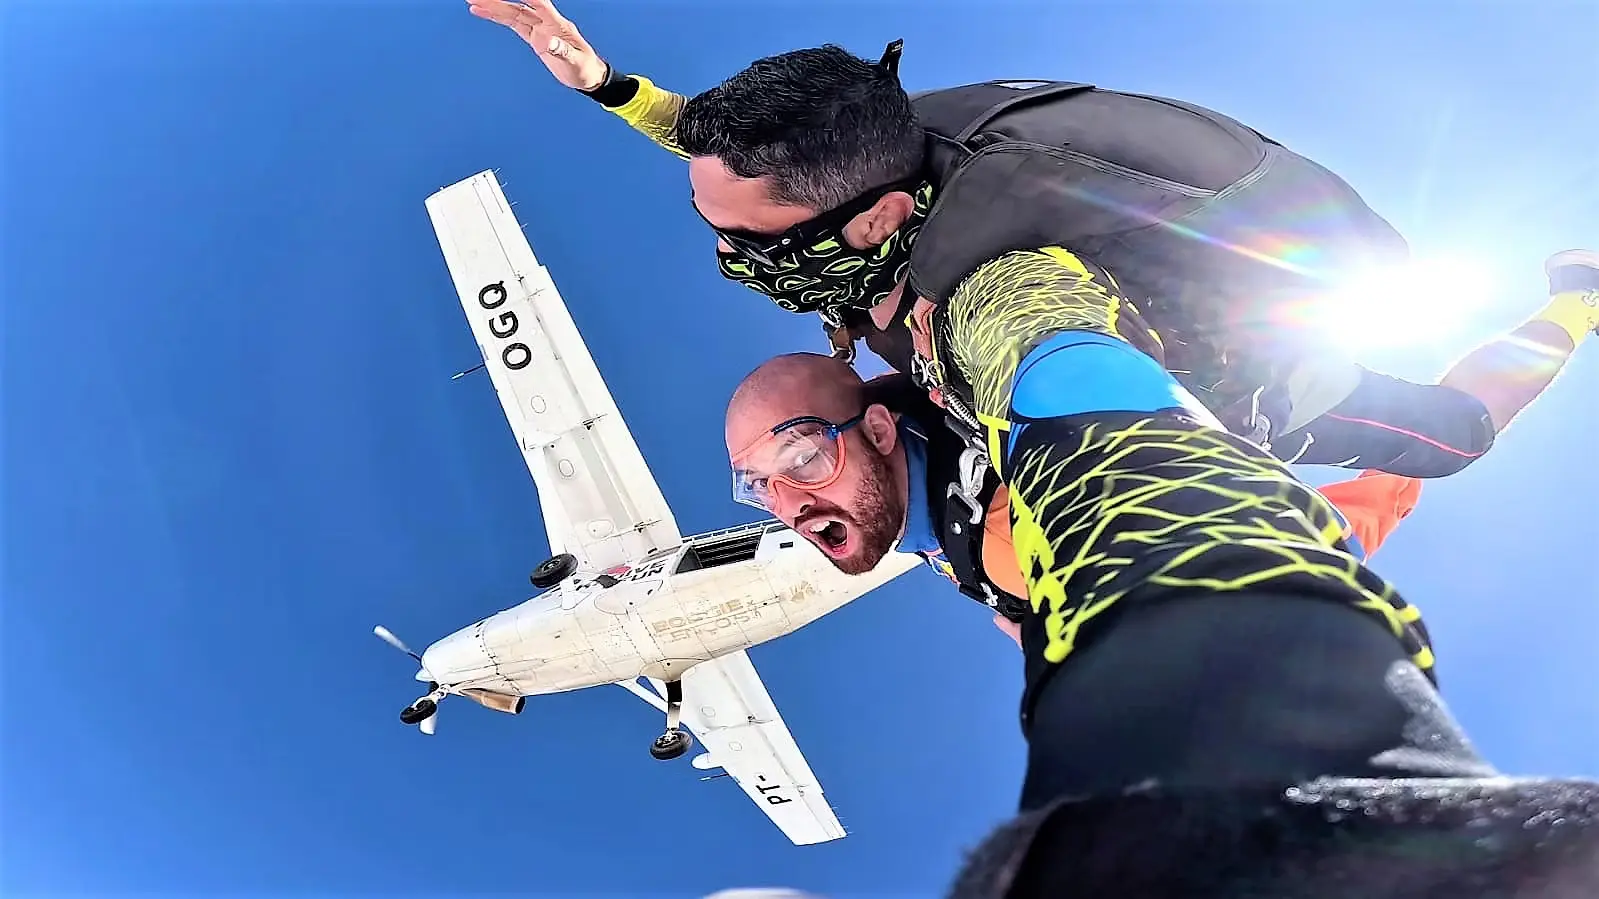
[420,522,922,696]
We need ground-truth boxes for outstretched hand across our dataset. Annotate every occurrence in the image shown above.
[466,0,609,92]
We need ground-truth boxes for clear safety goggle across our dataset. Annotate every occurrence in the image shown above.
[729,413,865,510]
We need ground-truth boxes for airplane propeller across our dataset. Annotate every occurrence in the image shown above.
[373,625,422,663]
[374,624,442,736]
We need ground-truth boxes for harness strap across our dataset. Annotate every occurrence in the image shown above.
[824,321,857,362]
[938,445,1034,621]
[942,479,998,608]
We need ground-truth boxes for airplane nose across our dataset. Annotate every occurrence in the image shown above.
[419,626,495,685]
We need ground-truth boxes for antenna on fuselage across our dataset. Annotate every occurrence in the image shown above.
[450,361,487,381]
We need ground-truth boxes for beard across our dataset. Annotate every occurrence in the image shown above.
[827,447,906,576]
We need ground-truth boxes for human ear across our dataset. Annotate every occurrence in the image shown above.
[860,403,900,455]
[842,191,915,249]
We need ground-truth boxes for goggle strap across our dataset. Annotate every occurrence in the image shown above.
[876,39,904,79]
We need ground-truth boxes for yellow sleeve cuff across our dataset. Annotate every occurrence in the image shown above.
[1534,290,1599,346]
[606,75,689,160]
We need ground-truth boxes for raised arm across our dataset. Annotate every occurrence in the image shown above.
[467,0,688,160]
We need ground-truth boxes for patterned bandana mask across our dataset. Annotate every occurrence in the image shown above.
[716,182,935,325]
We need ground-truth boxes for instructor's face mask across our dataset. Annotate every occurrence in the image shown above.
[709,181,933,324]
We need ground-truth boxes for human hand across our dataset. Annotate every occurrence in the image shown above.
[992,613,1022,650]
[466,0,610,92]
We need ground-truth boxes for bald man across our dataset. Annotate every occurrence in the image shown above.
[726,354,918,578]
[724,353,1599,898]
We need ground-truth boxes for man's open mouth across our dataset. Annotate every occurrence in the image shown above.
[801,516,851,558]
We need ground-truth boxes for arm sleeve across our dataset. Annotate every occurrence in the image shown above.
[939,247,1433,691]
[940,247,1168,428]
[585,74,689,160]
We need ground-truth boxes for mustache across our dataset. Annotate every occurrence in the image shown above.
[795,505,854,528]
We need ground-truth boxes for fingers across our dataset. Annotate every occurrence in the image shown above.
[466,0,555,33]
[516,0,568,25]
[465,0,603,88]
[465,0,540,40]
[466,0,585,53]
[992,613,1023,650]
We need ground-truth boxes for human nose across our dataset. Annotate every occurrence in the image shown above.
[765,479,812,523]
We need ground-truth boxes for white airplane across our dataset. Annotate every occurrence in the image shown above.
[373,170,920,846]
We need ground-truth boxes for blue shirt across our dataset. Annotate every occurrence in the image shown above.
[898,423,943,556]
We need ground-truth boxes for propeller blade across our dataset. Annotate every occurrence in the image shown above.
[420,711,438,736]
[374,625,421,661]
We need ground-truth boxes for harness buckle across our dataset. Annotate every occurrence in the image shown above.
[945,446,989,525]
[959,580,1002,609]
[1248,412,1273,450]
[1214,382,1275,450]
[1239,386,1272,449]
[824,323,857,364]
[946,485,983,527]
[957,446,988,505]
[909,350,946,394]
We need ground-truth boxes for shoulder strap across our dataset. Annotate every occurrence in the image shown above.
[872,360,1026,617]
[940,445,1000,605]
[952,81,1096,143]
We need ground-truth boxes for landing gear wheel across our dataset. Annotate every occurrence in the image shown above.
[400,698,437,726]
[650,729,693,761]
[649,678,691,760]
[530,553,579,589]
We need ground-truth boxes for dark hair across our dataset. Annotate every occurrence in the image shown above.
[677,45,925,211]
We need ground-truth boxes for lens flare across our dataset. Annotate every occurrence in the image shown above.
[1315,256,1500,352]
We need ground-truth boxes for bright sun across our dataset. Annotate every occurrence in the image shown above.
[1312,256,1501,353]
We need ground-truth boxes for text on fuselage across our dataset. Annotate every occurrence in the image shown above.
[649,598,762,644]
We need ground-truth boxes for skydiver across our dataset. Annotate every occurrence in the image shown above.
[726,353,1424,646]
[468,0,1599,482]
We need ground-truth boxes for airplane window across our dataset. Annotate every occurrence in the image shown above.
[689,531,764,568]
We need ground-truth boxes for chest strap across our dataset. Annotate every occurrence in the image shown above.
[940,445,1029,621]
[943,445,992,600]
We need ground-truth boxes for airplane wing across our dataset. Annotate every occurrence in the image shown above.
[425,171,684,571]
[620,652,845,845]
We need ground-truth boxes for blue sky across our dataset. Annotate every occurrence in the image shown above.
[3,1,1595,895]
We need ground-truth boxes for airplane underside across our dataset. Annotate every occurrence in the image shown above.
[383,522,919,760]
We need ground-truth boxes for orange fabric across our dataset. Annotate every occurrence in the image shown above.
[1316,470,1424,558]
[975,471,1422,602]
[980,484,1030,601]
